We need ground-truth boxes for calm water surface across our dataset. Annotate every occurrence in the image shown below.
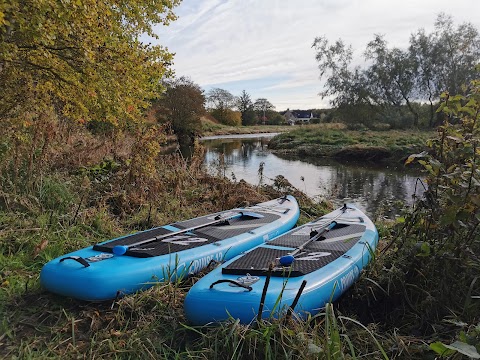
[200,134,424,218]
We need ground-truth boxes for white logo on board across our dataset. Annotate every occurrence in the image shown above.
[295,252,331,261]
[86,253,113,262]
[162,235,209,246]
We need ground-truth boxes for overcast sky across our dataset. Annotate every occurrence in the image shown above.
[152,0,480,111]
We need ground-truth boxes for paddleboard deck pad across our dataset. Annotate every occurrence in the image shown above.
[184,204,378,325]
[92,211,282,258]
[222,223,366,277]
[40,195,300,301]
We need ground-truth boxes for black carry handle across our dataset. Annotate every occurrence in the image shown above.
[59,256,90,268]
[279,195,290,204]
[209,279,253,291]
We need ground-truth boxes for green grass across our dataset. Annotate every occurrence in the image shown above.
[200,116,294,136]
[2,283,392,359]
[268,127,434,162]
[1,173,476,359]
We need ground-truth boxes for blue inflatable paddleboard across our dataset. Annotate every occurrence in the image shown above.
[184,204,378,325]
[40,195,299,301]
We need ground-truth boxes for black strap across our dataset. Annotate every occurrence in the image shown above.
[279,195,290,204]
[209,279,252,291]
[59,256,90,268]
[287,280,307,316]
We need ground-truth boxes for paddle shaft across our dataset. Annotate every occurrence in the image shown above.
[289,204,349,257]
[289,221,337,257]
[118,211,255,250]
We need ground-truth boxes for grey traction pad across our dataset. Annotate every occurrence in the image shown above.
[223,223,366,277]
[93,211,280,258]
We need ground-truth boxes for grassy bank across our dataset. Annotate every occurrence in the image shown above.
[0,131,337,358]
[1,115,479,359]
[268,126,434,163]
[1,156,476,359]
[201,116,293,136]
[0,160,398,359]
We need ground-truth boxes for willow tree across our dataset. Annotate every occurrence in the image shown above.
[313,14,480,129]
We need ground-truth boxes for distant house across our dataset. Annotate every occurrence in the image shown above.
[283,109,314,125]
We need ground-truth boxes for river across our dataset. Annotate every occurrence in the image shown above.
[200,134,425,218]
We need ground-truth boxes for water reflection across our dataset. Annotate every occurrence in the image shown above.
[201,136,424,217]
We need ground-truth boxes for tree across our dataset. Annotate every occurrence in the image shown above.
[365,35,419,126]
[312,36,357,105]
[155,77,205,146]
[0,0,180,186]
[253,98,275,124]
[206,88,237,125]
[207,88,236,111]
[269,113,285,125]
[410,29,442,127]
[0,0,180,124]
[312,36,378,127]
[313,14,480,129]
[410,14,480,126]
[210,108,241,126]
[433,14,480,96]
[236,90,252,114]
[236,90,256,125]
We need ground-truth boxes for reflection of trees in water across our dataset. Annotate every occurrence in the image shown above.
[208,139,269,167]
[330,165,417,217]
[203,138,423,217]
[275,152,421,216]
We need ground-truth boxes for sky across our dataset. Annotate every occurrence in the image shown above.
[152,0,480,111]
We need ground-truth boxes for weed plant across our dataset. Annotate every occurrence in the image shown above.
[338,75,480,358]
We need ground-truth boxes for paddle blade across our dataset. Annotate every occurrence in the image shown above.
[113,245,128,256]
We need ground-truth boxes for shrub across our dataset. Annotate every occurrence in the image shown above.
[376,72,480,345]
[210,109,241,126]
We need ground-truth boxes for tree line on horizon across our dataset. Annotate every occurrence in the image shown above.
[158,13,480,141]
[151,79,286,146]
[314,13,480,129]
[2,3,479,177]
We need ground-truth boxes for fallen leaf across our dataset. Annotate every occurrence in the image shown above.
[33,239,49,258]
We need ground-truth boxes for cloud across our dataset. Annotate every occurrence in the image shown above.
[153,0,480,110]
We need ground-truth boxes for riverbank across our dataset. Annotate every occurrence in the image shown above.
[1,121,477,359]
[268,126,434,163]
[201,116,294,136]
[0,142,334,358]
[201,119,434,164]
[0,152,395,359]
